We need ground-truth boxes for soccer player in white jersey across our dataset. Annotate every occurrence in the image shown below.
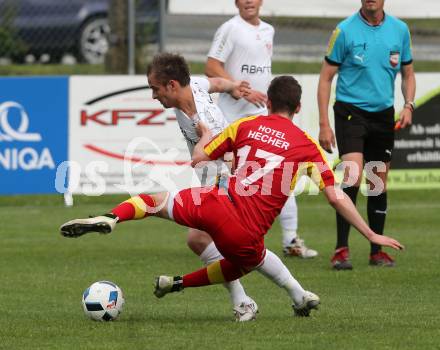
[205,0,317,258]
[147,52,258,321]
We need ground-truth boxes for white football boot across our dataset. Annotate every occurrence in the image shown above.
[233,298,259,322]
[153,275,183,298]
[283,238,318,259]
[293,291,320,317]
[60,215,117,238]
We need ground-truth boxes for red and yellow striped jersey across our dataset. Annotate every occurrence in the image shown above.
[204,114,335,236]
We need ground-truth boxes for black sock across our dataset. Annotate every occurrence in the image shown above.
[336,186,360,249]
[172,276,184,292]
[104,213,117,219]
[368,192,387,255]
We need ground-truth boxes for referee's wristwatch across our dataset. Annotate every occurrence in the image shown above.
[404,101,416,112]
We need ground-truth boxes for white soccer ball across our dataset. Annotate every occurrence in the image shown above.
[82,281,125,321]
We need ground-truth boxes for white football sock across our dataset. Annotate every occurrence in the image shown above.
[256,249,305,305]
[199,241,250,306]
[199,241,223,265]
[280,195,298,247]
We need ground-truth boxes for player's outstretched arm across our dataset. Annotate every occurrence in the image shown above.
[207,77,250,99]
[244,89,267,108]
[206,58,254,102]
[323,186,404,251]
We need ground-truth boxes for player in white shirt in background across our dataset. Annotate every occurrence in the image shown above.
[147,52,258,321]
[205,0,318,258]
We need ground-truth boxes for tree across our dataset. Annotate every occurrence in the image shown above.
[106,0,128,73]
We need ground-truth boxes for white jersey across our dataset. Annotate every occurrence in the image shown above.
[174,77,229,155]
[174,77,229,185]
[208,15,274,122]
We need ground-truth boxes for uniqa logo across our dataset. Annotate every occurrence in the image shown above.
[0,101,55,170]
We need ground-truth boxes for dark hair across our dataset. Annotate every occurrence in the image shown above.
[267,75,302,114]
[147,52,191,86]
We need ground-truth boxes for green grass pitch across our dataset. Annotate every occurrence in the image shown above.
[1,190,439,350]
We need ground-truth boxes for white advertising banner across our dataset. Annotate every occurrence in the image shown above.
[169,0,440,18]
[68,76,198,195]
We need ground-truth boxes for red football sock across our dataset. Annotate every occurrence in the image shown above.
[111,194,156,222]
[183,259,249,287]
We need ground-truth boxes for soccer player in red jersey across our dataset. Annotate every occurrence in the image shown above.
[60,76,403,318]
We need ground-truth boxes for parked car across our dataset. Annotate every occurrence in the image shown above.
[0,0,158,64]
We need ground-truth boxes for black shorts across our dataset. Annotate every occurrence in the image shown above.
[334,101,395,162]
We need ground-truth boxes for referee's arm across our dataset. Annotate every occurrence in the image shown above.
[399,63,416,129]
[317,60,339,153]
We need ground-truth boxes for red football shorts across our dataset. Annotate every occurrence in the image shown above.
[171,186,266,269]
